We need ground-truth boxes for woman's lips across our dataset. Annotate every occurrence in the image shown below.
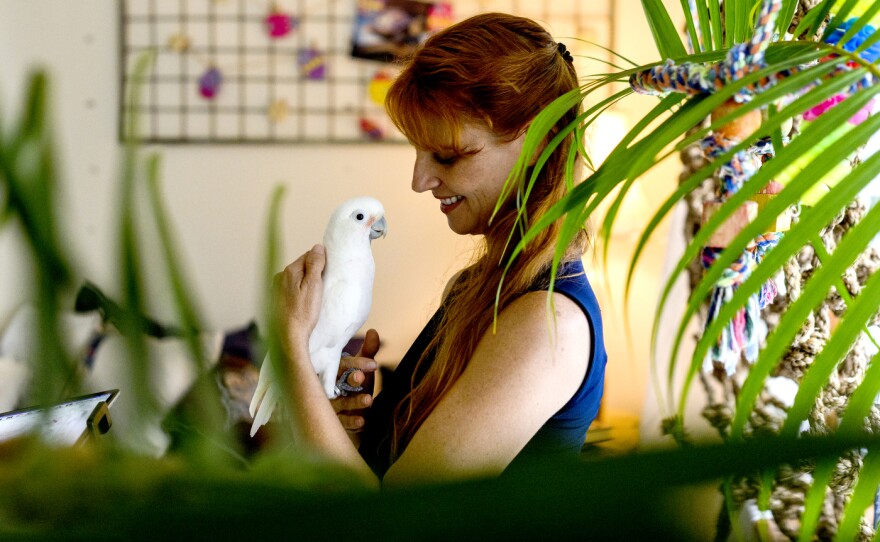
[440,195,464,214]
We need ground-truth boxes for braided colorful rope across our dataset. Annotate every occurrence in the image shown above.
[630,5,876,101]
[631,0,781,103]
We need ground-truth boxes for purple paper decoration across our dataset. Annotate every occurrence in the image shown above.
[298,46,326,80]
[199,67,222,99]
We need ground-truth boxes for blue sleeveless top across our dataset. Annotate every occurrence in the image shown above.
[359,259,607,478]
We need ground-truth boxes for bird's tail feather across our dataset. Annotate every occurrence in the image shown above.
[249,353,277,437]
[249,353,271,417]
[250,385,277,437]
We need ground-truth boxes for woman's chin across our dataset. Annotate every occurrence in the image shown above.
[446,220,486,237]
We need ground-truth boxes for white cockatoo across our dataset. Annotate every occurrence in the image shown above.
[248,196,387,437]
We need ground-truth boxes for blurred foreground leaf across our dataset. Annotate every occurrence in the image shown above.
[3,431,880,540]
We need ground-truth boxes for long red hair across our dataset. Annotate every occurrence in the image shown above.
[384,12,587,460]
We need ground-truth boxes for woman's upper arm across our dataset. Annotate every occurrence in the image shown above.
[383,291,591,486]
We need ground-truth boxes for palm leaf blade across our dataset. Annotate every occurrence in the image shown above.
[657,68,878,426]
[641,0,688,59]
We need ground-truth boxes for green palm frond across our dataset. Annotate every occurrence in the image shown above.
[512,41,875,421]
[796,0,835,38]
[642,0,689,58]
[679,72,879,428]
[0,72,77,405]
[118,53,161,428]
[258,184,294,449]
[502,0,880,537]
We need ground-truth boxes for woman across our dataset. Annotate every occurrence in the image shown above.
[274,12,607,487]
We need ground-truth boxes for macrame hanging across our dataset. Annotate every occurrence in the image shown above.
[630,0,875,377]
[631,0,880,538]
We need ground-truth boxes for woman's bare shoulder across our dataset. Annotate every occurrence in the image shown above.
[441,269,465,301]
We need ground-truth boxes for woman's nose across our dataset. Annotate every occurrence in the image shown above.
[411,151,441,193]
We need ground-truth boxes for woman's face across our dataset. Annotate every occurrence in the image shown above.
[411,122,526,236]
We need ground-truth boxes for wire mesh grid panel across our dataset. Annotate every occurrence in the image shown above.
[458,0,614,75]
[120,0,613,144]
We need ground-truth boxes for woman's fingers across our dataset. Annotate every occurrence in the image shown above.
[338,347,378,394]
[331,392,373,413]
[338,413,366,431]
[332,330,380,430]
[358,329,381,358]
[273,245,326,348]
[340,355,378,374]
[301,244,325,286]
[333,390,372,432]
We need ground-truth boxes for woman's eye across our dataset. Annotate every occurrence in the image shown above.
[433,153,457,165]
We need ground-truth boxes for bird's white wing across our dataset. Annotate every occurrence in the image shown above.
[248,196,384,437]
[308,266,373,397]
[247,259,373,434]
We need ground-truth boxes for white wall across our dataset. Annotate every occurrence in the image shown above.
[0,0,475,365]
[593,0,680,421]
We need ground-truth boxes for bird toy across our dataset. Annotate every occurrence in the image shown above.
[630,0,876,375]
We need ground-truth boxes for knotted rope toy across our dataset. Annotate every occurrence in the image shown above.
[631,0,787,376]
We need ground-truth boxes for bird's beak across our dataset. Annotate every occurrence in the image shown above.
[370,216,387,240]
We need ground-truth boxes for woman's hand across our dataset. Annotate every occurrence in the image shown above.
[332,329,380,435]
[274,244,326,357]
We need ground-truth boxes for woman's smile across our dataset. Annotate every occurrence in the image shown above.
[439,195,465,214]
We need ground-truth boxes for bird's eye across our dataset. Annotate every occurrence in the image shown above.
[356,213,365,221]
